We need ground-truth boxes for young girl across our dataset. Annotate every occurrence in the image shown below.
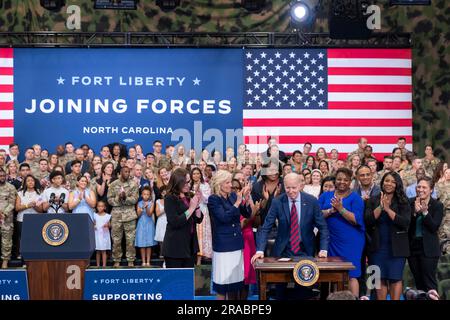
[154,186,168,259]
[94,200,111,267]
[135,186,157,267]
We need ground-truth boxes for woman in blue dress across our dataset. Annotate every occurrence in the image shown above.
[319,167,365,296]
[68,176,97,221]
[365,172,410,300]
[135,186,157,267]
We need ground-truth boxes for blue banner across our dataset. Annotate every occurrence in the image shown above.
[83,268,195,300]
[0,269,29,300]
[14,48,244,153]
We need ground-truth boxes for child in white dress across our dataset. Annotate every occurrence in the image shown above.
[154,186,168,258]
[94,200,111,267]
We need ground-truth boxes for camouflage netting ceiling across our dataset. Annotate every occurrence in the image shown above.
[0,0,448,160]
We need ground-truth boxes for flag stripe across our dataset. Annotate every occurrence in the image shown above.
[328,58,411,69]
[0,137,14,145]
[0,67,13,76]
[243,109,411,119]
[328,67,411,76]
[327,49,411,59]
[0,93,14,102]
[328,75,411,85]
[0,120,14,127]
[244,135,413,145]
[243,126,412,136]
[0,128,14,136]
[0,102,14,110]
[328,101,411,110]
[328,84,412,93]
[328,92,411,102]
[0,58,13,68]
[246,144,413,154]
[0,85,13,92]
[243,119,412,127]
[0,49,13,58]
[0,110,13,118]
[0,75,13,85]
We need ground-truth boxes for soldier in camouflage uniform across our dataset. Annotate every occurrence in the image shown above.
[436,170,450,255]
[375,156,394,186]
[422,145,441,178]
[65,160,82,191]
[0,169,17,268]
[107,166,139,267]
[346,137,368,161]
[401,157,423,189]
[21,147,40,177]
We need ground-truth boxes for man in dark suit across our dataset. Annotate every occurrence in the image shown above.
[252,172,329,299]
[65,148,91,175]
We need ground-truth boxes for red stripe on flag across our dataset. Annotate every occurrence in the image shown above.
[328,67,411,76]
[0,137,14,144]
[328,101,412,110]
[243,119,412,127]
[0,49,13,58]
[0,102,13,110]
[328,84,412,93]
[0,67,13,75]
[0,85,13,92]
[244,135,412,145]
[328,49,411,59]
[0,120,14,127]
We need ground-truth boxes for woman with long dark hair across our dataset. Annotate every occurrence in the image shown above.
[190,167,212,265]
[96,161,116,212]
[163,168,203,268]
[408,176,444,292]
[15,175,43,259]
[364,171,411,300]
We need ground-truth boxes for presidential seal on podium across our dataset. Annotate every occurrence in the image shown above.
[42,219,69,246]
[293,259,320,287]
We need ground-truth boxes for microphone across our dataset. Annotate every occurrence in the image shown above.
[59,193,66,205]
[49,193,56,204]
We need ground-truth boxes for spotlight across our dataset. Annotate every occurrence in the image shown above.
[40,0,66,11]
[241,0,266,12]
[156,0,180,11]
[290,0,318,28]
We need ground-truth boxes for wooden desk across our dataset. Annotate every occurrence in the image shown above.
[254,257,355,300]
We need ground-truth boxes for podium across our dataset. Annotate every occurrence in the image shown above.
[254,257,355,300]
[21,214,95,300]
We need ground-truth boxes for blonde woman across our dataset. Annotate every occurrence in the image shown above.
[207,170,252,300]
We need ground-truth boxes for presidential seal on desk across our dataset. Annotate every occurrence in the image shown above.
[42,219,69,246]
[293,259,319,286]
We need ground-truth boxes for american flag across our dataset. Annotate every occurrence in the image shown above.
[0,48,14,152]
[243,48,413,160]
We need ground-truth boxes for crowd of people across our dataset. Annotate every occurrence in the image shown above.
[0,136,449,300]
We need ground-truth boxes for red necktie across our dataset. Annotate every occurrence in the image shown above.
[290,200,301,254]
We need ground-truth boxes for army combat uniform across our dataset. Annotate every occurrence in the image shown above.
[401,168,417,189]
[436,182,450,255]
[422,157,441,178]
[0,182,17,263]
[107,178,139,263]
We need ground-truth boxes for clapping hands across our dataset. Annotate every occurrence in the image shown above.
[331,196,343,212]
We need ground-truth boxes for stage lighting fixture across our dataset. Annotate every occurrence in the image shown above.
[94,0,137,10]
[40,0,66,11]
[241,0,266,12]
[290,0,319,28]
[156,0,181,11]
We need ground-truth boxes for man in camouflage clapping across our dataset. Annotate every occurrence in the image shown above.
[0,169,17,269]
[107,166,139,267]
